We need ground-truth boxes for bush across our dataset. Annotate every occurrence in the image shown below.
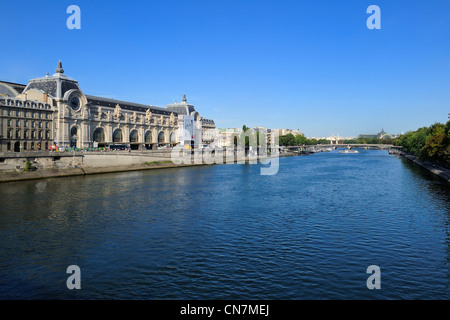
[24,161,32,172]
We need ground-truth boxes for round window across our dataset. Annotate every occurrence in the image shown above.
[70,97,80,110]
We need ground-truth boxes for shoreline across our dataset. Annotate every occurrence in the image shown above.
[0,152,297,183]
[0,162,210,183]
[392,150,450,183]
[3,150,449,184]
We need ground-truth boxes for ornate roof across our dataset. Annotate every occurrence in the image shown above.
[23,61,81,98]
[86,95,173,115]
[166,95,197,115]
[201,118,215,124]
[4,63,215,124]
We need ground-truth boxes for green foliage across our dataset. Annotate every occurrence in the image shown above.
[317,139,330,145]
[279,134,325,146]
[24,161,32,172]
[279,133,296,146]
[344,137,385,144]
[395,119,450,169]
[239,125,254,147]
[145,160,172,165]
[294,134,307,145]
[446,120,450,140]
[306,138,318,145]
[421,133,447,162]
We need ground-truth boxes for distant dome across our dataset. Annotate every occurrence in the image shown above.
[166,95,197,115]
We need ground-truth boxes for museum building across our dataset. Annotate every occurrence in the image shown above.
[0,61,215,152]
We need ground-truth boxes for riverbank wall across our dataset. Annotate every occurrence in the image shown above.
[0,150,295,183]
[389,149,450,183]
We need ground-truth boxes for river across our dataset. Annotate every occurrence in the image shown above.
[0,150,449,299]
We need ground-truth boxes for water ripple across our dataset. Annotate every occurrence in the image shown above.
[0,150,449,299]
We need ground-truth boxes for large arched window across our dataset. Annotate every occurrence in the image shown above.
[158,131,165,144]
[93,127,105,142]
[170,132,176,144]
[130,130,139,143]
[113,129,122,143]
[145,131,152,143]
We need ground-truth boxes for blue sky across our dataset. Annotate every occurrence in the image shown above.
[1,0,449,137]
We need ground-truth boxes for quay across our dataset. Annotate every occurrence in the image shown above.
[0,148,293,183]
[6,145,446,184]
[388,149,450,183]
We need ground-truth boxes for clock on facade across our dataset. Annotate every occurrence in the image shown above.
[70,97,80,110]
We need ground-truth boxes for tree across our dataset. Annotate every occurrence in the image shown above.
[238,125,260,148]
[395,117,450,169]
[279,133,296,146]
[421,133,447,163]
[295,134,307,145]
[317,139,330,145]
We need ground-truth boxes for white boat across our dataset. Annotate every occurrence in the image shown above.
[339,147,359,154]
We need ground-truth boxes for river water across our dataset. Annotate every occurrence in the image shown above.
[0,150,449,299]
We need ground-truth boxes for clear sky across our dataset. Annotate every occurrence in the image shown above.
[1,0,449,137]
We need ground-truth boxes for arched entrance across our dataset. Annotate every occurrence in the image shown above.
[144,131,153,150]
[93,127,106,147]
[70,126,79,148]
[130,130,139,150]
[170,132,177,147]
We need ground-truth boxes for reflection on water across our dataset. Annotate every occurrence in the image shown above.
[0,150,449,299]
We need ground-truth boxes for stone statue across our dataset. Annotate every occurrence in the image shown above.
[114,104,121,120]
[145,109,152,123]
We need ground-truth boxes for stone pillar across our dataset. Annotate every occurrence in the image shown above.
[124,125,130,144]
[81,121,90,148]
[58,119,70,148]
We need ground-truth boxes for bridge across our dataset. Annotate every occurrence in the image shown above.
[284,144,401,153]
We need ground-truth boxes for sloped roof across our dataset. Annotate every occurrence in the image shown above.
[86,95,174,115]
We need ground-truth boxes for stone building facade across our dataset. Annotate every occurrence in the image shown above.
[0,96,53,152]
[0,61,216,152]
[165,94,216,147]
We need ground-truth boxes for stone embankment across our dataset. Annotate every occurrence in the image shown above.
[389,149,450,182]
[0,150,290,183]
[0,161,208,183]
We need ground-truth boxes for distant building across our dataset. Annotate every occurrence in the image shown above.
[358,129,399,140]
[279,128,303,136]
[166,94,216,146]
[216,128,240,148]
